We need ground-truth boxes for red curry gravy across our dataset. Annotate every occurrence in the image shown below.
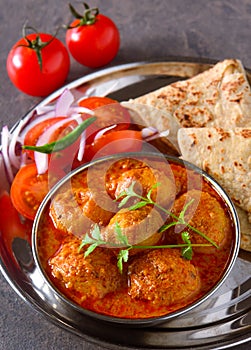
[36,156,235,319]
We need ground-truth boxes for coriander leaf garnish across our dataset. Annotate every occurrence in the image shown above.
[84,242,99,257]
[79,224,107,258]
[158,221,178,233]
[179,199,194,224]
[117,249,130,273]
[116,181,218,248]
[181,231,193,260]
[115,221,128,246]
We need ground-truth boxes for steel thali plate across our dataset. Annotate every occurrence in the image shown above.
[0,59,251,349]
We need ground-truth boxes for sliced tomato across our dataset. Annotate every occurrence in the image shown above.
[84,129,143,161]
[24,116,81,171]
[79,97,131,142]
[23,116,67,159]
[10,163,49,220]
[78,96,117,109]
[0,191,32,257]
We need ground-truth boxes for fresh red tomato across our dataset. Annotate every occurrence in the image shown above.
[7,32,70,97]
[0,191,32,258]
[85,130,143,161]
[79,97,131,142]
[66,3,120,68]
[10,163,49,220]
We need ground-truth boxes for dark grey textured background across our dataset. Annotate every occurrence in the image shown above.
[0,1,250,349]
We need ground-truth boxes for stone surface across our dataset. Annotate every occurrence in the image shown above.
[0,1,250,349]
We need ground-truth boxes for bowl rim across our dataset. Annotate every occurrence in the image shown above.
[31,151,240,327]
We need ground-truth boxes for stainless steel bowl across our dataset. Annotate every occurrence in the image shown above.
[32,151,240,327]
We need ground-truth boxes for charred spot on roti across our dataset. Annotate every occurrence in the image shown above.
[237,129,251,138]
[220,165,225,173]
[233,161,245,172]
[216,128,231,141]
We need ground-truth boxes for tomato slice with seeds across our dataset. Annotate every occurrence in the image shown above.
[10,163,49,220]
[78,96,116,109]
[79,96,131,142]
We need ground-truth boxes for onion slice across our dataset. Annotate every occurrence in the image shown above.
[1,126,14,182]
[94,124,117,141]
[77,130,86,161]
[142,127,170,142]
[55,88,74,116]
[9,119,26,169]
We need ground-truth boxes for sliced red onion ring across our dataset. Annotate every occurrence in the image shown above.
[35,105,55,115]
[77,130,86,161]
[34,151,48,175]
[9,119,26,169]
[142,127,170,142]
[141,126,158,139]
[20,151,33,168]
[1,126,14,182]
[55,88,74,116]
[94,124,117,141]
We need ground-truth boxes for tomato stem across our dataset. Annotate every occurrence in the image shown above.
[68,2,99,28]
[18,23,59,71]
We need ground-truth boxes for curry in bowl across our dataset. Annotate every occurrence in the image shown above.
[33,152,239,324]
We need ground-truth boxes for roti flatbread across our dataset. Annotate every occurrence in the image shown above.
[129,59,251,129]
[177,126,251,216]
[125,59,251,252]
[178,127,251,252]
